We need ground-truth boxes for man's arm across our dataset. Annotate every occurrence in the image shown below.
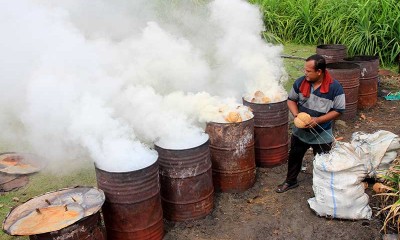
[287,99,299,118]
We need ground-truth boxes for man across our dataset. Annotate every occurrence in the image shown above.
[275,54,345,193]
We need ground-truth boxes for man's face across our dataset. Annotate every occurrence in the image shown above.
[304,60,322,82]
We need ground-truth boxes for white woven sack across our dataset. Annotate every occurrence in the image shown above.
[308,142,372,220]
[351,130,399,177]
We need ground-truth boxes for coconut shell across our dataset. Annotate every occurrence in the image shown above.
[262,96,271,104]
[254,90,265,98]
[294,112,312,128]
[225,112,242,123]
[372,182,389,193]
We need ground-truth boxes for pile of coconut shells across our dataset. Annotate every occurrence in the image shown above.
[0,153,42,192]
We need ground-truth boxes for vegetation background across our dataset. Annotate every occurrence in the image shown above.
[250,0,400,67]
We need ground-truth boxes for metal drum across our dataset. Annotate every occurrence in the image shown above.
[344,56,379,109]
[316,44,347,64]
[242,99,289,168]
[29,213,105,240]
[0,172,29,192]
[327,62,360,120]
[3,187,106,240]
[96,162,164,240]
[155,139,214,221]
[205,118,256,193]
[0,152,42,192]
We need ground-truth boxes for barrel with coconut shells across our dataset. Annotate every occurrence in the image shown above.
[95,161,164,240]
[243,99,289,168]
[155,138,214,221]
[2,187,106,240]
[316,44,347,64]
[327,62,360,120]
[205,118,256,192]
[343,55,379,109]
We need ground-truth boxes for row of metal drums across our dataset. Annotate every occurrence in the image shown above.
[2,100,289,240]
[91,46,378,239]
[316,44,380,120]
[95,99,290,240]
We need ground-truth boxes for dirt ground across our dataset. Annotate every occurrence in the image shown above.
[163,76,400,240]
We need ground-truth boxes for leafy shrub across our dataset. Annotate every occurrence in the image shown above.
[250,0,400,67]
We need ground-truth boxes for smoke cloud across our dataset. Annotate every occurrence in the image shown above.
[0,0,287,172]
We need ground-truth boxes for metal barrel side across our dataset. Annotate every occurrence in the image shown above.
[95,162,164,240]
[344,55,379,109]
[205,118,256,193]
[29,212,106,240]
[242,99,289,168]
[156,140,214,221]
[316,44,347,64]
[327,62,360,120]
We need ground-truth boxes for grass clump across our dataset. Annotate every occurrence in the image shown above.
[375,158,400,234]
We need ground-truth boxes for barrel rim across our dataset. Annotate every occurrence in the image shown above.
[206,117,254,126]
[326,62,361,70]
[316,44,347,50]
[155,138,210,152]
[343,55,379,62]
[242,97,288,106]
[94,160,158,174]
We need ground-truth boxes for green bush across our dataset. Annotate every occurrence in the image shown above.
[250,0,400,67]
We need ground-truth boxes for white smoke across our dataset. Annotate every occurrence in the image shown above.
[0,0,287,172]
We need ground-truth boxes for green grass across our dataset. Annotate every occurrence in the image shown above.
[280,43,315,91]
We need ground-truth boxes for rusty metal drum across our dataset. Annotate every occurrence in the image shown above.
[242,99,289,168]
[95,162,164,240]
[0,172,29,192]
[155,139,214,221]
[316,44,347,64]
[29,212,105,240]
[327,62,360,120]
[0,152,42,192]
[205,118,256,193]
[344,56,379,109]
[3,187,106,240]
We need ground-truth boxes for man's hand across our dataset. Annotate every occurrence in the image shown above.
[306,117,318,128]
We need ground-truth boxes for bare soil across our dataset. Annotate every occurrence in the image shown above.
[163,75,400,240]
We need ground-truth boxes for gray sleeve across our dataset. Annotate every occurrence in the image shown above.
[333,93,345,112]
[288,87,299,101]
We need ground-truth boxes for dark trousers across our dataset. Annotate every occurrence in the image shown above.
[286,135,333,184]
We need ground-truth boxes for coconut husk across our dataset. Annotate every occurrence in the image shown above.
[225,112,242,123]
[294,112,312,128]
